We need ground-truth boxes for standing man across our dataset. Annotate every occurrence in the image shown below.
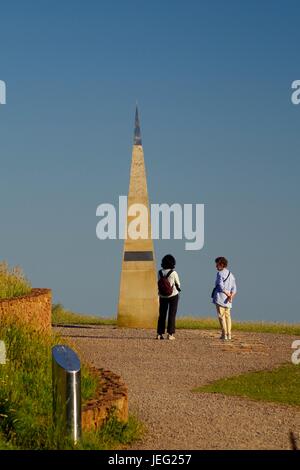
[212,257,237,341]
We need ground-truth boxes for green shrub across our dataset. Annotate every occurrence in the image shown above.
[0,261,31,300]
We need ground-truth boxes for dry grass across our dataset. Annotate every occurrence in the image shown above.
[0,261,31,300]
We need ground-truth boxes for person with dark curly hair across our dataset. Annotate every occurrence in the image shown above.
[156,254,181,340]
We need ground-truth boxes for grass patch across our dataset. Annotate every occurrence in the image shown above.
[177,316,300,335]
[194,364,300,407]
[52,308,300,336]
[78,415,143,450]
[52,303,116,326]
[81,364,98,401]
[0,322,140,449]
[0,261,31,300]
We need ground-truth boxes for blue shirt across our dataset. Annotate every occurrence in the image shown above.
[213,268,237,308]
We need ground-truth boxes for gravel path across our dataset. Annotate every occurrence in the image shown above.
[55,325,300,450]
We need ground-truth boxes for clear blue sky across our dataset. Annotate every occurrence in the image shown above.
[1,0,299,322]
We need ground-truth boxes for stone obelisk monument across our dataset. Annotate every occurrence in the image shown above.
[117,107,159,328]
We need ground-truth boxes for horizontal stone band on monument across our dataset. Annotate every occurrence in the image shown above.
[123,251,154,261]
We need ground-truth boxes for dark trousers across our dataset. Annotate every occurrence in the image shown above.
[157,294,179,335]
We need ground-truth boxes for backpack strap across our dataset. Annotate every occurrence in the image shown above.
[223,271,231,282]
[166,269,173,278]
[175,282,181,292]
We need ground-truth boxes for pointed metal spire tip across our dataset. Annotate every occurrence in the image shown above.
[134,105,142,146]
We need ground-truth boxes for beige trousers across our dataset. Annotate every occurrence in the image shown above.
[216,304,232,336]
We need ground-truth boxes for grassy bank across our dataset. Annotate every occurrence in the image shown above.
[52,306,300,336]
[52,303,116,326]
[194,364,300,407]
[0,323,141,449]
[0,261,31,300]
[176,317,300,335]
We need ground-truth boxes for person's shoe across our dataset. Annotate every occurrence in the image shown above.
[227,334,232,341]
[167,334,176,341]
[220,334,226,340]
[156,334,164,340]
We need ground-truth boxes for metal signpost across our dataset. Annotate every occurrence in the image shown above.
[52,345,81,443]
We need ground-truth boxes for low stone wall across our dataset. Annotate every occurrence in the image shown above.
[0,288,52,332]
[82,368,128,431]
